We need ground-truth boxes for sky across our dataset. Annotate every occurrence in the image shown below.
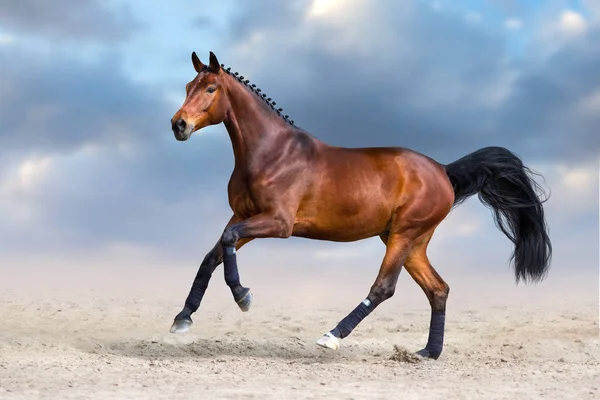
[0,0,598,290]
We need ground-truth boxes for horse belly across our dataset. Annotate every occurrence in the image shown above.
[292,203,391,242]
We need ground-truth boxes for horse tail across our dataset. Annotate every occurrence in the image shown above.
[444,146,552,284]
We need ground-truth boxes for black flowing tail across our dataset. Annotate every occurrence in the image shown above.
[444,146,552,284]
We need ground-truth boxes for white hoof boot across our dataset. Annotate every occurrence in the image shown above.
[316,332,340,351]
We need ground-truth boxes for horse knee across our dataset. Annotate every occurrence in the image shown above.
[221,228,239,248]
[369,282,395,305]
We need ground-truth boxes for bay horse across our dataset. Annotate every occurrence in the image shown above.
[169,51,552,359]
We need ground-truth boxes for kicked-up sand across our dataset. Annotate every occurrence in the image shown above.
[0,260,598,400]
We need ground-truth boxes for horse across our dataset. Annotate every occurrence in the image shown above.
[168,51,552,359]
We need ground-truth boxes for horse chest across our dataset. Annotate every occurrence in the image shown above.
[227,177,260,220]
[227,169,279,219]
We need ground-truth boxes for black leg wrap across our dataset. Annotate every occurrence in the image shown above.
[183,270,212,313]
[331,299,374,339]
[223,246,240,286]
[422,311,445,359]
[223,246,247,301]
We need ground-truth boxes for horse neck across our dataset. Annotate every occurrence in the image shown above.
[221,74,290,166]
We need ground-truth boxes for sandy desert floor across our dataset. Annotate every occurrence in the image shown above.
[0,263,598,400]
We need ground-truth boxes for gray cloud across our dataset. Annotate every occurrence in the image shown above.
[190,15,217,30]
[497,31,600,160]
[0,137,237,262]
[213,0,598,164]
[0,0,138,42]
[0,48,229,259]
[0,49,166,156]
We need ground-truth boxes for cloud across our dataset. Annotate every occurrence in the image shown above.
[578,88,600,114]
[212,0,597,165]
[504,17,523,30]
[0,156,54,194]
[558,10,588,36]
[0,0,138,42]
[0,33,15,44]
[532,160,599,221]
[308,0,346,19]
[190,15,216,30]
[496,29,600,161]
[582,0,600,24]
[0,155,55,224]
[465,11,483,24]
[0,112,241,256]
[0,47,223,261]
[0,49,167,157]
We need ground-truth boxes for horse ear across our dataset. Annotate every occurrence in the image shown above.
[191,51,205,73]
[209,51,222,73]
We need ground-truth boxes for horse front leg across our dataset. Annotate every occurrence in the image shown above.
[220,211,293,309]
[170,215,253,334]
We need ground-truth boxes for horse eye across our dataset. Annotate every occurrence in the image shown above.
[206,86,216,93]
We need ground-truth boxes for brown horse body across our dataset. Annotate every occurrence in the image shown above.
[169,51,552,359]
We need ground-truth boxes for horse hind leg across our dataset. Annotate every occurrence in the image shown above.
[403,231,450,359]
[316,233,411,350]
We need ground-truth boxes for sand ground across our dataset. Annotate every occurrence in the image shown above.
[0,263,598,400]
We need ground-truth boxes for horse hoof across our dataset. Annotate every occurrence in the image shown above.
[415,348,441,360]
[316,332,340,351]
[236,289,253,312]
[170,318,193,334]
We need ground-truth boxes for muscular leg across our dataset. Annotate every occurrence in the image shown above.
[219,210,293,300]
[379,233,388,245]
[170,216,253,334]
[221,212,293,247]
[403,232,450,359]
[316,233,412,350]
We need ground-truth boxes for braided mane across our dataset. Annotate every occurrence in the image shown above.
[218,63,296,127]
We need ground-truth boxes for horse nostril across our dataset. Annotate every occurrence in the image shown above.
[175,119,186,130]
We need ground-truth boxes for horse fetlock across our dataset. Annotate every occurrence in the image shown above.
[174,308,193,322]
[416,347,442,360]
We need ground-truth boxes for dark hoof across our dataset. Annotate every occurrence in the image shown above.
[171,307,193,333]
[170,317,193,334]
[235,288,253,312]
[416,348,441,360]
